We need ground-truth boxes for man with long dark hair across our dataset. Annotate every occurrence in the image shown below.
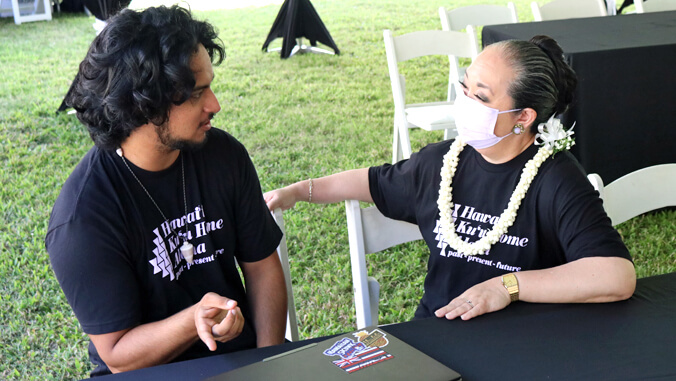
[46,6,287,376]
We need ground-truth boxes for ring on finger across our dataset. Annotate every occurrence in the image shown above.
[466,300,474,308]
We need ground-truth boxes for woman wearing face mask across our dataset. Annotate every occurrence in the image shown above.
[264,35,636,321]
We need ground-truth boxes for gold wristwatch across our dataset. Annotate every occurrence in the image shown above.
[502,273,519,302]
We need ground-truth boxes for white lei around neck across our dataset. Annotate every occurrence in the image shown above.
[437,138,553,255]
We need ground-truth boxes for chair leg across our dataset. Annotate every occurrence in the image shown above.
[392,120,402,164]
[443,127,457,141]
[398,122,413,160]
[367,277,380,327]
[354,276,372,329]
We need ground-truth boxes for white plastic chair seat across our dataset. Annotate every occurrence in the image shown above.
[405,103,455,131]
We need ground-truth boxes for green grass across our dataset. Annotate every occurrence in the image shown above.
[0,1,673,379]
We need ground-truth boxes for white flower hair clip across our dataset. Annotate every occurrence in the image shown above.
[534,116,575,155]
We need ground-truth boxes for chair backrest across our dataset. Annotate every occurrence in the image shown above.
[383,29,479,114]
[439,3,518,32]
[272,208,300,341]
[345,200,423,328]
[587,164,676,226]
[634,0,676,13]
[438,3,517,100]
[531,0,607,21]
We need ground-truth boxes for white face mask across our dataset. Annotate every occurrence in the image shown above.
[453,87,521,149]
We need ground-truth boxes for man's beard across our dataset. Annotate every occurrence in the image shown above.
[155,124,210,152]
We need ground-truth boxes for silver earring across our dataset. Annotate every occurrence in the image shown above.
[512,124,524,135]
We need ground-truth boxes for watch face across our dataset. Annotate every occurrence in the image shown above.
[503,274,517,287]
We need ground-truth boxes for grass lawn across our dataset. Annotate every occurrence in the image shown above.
[0,0,673,379]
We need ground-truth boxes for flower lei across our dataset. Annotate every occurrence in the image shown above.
[437,116,574,255]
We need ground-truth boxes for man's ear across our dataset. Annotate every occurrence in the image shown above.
[517,108,538,130]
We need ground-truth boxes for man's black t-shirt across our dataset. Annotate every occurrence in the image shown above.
[369,140,631,318]
[46,128,282,374]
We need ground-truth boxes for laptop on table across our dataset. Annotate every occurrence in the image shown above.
[206,327,461,380]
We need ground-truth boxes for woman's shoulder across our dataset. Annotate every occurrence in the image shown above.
[404,139,456,166]
[419,139,454,156]
[541,150,587,180]
[535,149,596,202]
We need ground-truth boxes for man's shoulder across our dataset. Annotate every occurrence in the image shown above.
[47,147,118,232]
[194,128,248,161]
[204,128,245,150]
[57,146,110,198]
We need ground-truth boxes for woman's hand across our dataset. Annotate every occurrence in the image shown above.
[264,184,302,211]
[434,277,511,321]
[194,293,244,351]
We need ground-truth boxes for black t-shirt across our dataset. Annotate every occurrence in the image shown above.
[369,140,631,318]
[46,128,282,375]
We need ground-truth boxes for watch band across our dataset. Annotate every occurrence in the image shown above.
[502,273,519,302]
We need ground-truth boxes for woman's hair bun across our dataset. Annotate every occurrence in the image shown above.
[529,35,577,115]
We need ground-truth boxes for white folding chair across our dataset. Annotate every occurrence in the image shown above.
[0,0,52,24]
[272,208,300,341]
[439,3,518,102]
[634,0,676,13]
[587,164,676,226]
[384,29,479,163]
[531,0,607,21]
[439,2,519,40]
[345,200,423,329]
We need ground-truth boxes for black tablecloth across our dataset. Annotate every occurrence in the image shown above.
[384,273,676,380]
[483,11,676,183]
[97,273,676,380]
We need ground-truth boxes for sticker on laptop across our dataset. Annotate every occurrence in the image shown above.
[323,328,394,373]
